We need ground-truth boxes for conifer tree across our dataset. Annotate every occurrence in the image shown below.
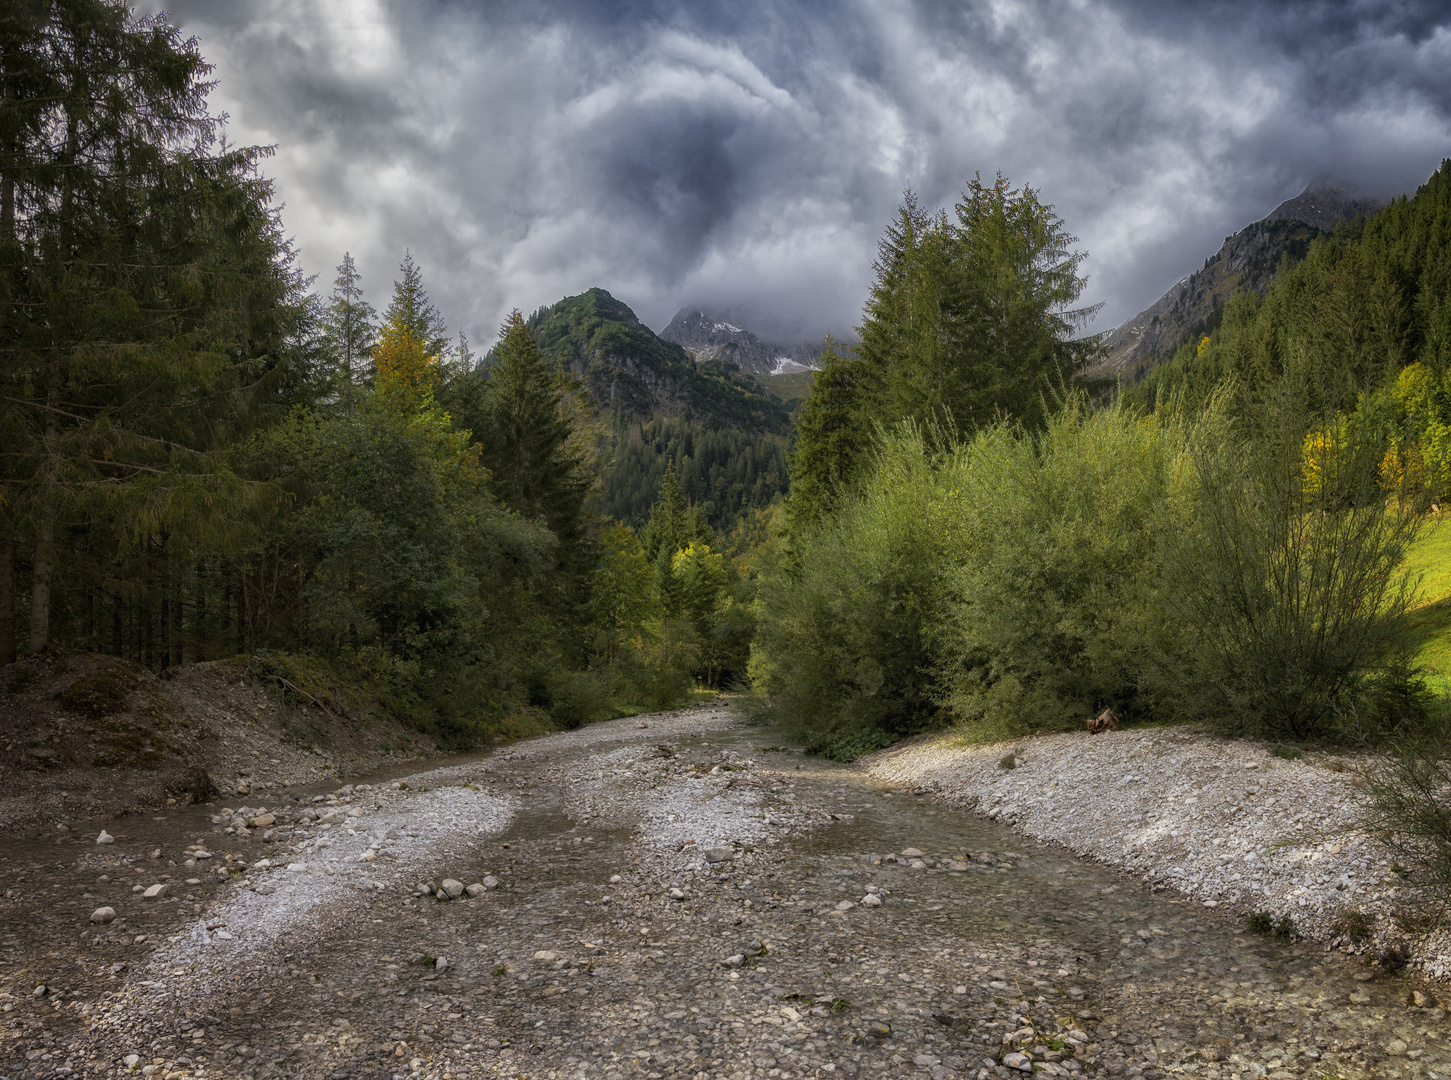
[480,311,589,546]
[385,251,450,359]
[0,0,297,656]
[373,316,440,412]
[322,252,377,388]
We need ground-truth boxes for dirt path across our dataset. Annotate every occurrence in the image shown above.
[1,706,1446,1080]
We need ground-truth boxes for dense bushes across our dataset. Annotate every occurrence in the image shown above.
[756,398,1425,754]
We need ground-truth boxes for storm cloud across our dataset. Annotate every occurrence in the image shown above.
[149,0,1451,345]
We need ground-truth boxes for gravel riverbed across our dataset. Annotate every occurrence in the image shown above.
[862,727,1451,981]
[2,705,1447,1080]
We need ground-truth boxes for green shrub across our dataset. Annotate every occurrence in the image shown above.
[935,402,1180,737]
[1248,911,1275,934]
[753,425,956,753]
[1359,712,1451,903]
[1149,385,1421,740]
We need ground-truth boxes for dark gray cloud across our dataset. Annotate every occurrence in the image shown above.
[147,0,1451,346]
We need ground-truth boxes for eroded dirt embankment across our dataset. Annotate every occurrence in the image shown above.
[0,653,443,831]
[863,727,1451,981]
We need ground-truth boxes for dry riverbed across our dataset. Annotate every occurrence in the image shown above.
[863,727,1451,981]
[1,706,1447,1080]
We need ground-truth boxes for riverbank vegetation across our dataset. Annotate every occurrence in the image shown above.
[756,161,1451,762]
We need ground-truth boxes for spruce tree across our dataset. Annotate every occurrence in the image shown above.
[322,252,377,389]
[0,0,298,655]
[480,311,589,545]
[385,251,450,359]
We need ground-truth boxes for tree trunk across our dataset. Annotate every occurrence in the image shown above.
[0,531,13,665]
[27,509,53,655]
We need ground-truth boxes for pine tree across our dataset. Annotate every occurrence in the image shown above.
[642,461,688,563]
[385,251,450,360]
[322,252,377,389]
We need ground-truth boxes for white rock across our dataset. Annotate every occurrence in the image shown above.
[434,956,450,973]
[465,883,486,898]
[96,830,114,845]
[900,847,925,858]
[248,813,275,828]
[835,900,856,911]
[1004,1052,1033,1071]
[193,850,212,859]
[440,879,465,899]
[704,846,735,863]
[669,888,686,900]
[141,883,171,900]
[724,954,746,968]
[360,850,378,862]
[287,862,307,872]
[252,859,272,870]
[609,875,623,884]
[90,907,115,924]
[123,1054,141,1068]
[482,875,500,890]
[862,893,883,907]
[533,950,560,962]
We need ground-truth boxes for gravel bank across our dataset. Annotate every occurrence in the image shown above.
[862,726,1451,979]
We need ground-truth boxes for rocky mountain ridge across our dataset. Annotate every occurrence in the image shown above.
[660,308,828,377]
[1093,181,1387,382]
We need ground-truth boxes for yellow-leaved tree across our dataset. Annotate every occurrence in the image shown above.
[373,315,441,411]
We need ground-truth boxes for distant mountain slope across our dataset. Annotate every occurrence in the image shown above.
[660,308,828,376]
[1094,182,1387,383]
[525,289,790,434]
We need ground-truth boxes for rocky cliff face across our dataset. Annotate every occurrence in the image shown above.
[660,308,827,376]
[1093,182,1386,382]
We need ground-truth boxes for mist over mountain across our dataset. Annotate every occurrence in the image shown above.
[1094,181,1388,383]
[660,308,832,377]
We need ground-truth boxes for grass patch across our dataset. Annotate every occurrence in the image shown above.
[1404,514,1451,696]
[55,660,143,720]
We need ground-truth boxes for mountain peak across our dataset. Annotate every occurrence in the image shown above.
[661,307,825,376]
[1262,180,1386,233]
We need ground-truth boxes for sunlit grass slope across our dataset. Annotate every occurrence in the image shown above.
[1406,513,1451,695]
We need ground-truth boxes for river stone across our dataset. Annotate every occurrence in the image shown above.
[434,956,450,974]
[142,883,171,900]
[724,954,745,968]
[96,830,114,845]
[1003,1052,1033,1071]
[440,879,465,899]
[862,894,883,907]
[483,876,500,890]
[465,883,486,897]
[90,907,115,924]
[901,848,925,858]
[836,900,856,911]
[249,813,275,828]
[704,846,735,863]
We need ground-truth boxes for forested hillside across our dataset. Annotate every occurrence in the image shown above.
[758,165,1450,788]
[513,288,793,534]
[0,3,766,744]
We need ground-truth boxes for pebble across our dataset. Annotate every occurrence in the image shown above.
[1003,1051,1032,1071]
[465,883,486,897]
[835,899,856,911]
[434,956,450,974]
[123,1055,141,1068]
[96,830,114,845]
[90,907,116,924]
[482,875,500,889]
[249,813,276,828]
[439,879,465,899]
[862,893,883,907]
[141,883,171,900]
[287,862,307,872]
[704,846,734,862]
[723,954,745,968]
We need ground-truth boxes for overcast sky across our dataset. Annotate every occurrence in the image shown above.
[146,0,1451,346]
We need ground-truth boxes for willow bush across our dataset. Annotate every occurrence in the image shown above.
[936,402,1184,739]
[752,426,957,757]
[1150,383,1423,740]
